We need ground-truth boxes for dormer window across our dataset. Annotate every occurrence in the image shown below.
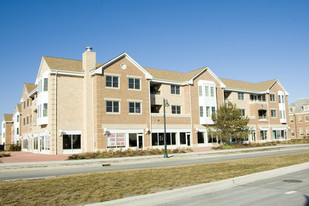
[303,105,309,112]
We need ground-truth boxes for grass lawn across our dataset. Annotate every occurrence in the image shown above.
[1,152,309,206]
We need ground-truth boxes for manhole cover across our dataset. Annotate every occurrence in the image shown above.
[283,180,302,183]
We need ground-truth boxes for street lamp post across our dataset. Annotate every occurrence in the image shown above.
[163,98,169,158]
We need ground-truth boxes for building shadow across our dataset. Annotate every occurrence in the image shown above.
[304,195,309,206]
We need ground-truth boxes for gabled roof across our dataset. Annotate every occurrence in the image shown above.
[43,56,103,72]
[143,67,205,82]
[3,114,13,122]
[15,104,21,112]
[24,83,37,93]
[220,78,277,93]
[289,98,309,113]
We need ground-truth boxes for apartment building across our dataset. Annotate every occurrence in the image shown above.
[5,47,289,155]
[221,78,289,142]
[289,98,309,138]
[12,104,21,145]
[1,114,14,150]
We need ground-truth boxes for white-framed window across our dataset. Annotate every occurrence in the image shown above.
[238,92,244,100]
[278,94,285,103]
[290,117,294,123]
[260,130,268,140]
[305,115,309,122]
[107,133,125,148]
[172,105,181,114]
[17,115,19,122]
[106,101,120,113]
[129,102,141,114]
[63,134,81,150]
[198,86,202,96]
[171,85,180,94]
[205,86,209,97]
[199,106,203,117]
[271,109,277,118]
[291,129,295,137]
[298,116,303,123]
[299,128,304,136]
[152,133,176,146]
[206,106,210,117]
[270,94,276,102]
[43,103,48,117]
[106,75,119,88]
[279,110,286,119]
[304,105,309,112]
[128,78,141,90]
[43,78,48,91]
[240,109,246,117]
[210,87,215,97]
[306,128,309,136]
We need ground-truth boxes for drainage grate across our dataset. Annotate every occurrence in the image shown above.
[283,180,302,183]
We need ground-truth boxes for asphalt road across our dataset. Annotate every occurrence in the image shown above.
[157,168,309,206]
[1,147,309,181]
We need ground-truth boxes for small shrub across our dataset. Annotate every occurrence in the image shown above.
[0,152,11,158]
[9,144,21,151]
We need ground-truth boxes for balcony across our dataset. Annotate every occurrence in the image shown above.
[258,110,267,121]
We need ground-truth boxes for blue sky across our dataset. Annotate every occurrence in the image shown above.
[1,0,308,127]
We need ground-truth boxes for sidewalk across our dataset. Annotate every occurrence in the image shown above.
[0,151,70,163]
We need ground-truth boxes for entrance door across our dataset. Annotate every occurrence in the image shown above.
[138,134,143,149]
[186,133,191,146]
[251,131,256,142]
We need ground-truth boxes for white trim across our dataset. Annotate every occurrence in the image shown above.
[50,70,85,77]
[91,53,153,79]
[224,88,267,94]
[127,99,143,102]
[62,130,82,135]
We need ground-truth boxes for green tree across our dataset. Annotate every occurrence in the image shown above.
[211,102,250,144]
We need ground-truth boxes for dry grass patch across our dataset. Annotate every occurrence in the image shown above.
[1,152,309,206]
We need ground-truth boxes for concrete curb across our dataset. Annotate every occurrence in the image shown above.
[87,161,309,206]
[1,144,308,168]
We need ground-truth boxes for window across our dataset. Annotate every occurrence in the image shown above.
[44,78,48,91]
[17,115,19,122]
[210,87,215,97]
[299,128,304,136]
[205,86,209,96]
[279,94,285,103]
[180,132,186,144]
[240,109,246,117]
[198,132,205,143]
[16,128,19,135]
[107,133,125,148]
[198,86,202,96]
[290,117,294,123]
[171,85,180,94]
[238,92,244,100]
[260,130,268,140]
[305,116,309,122]
[129,133,137,147]
[151,133,176,146]
[106,101,120,113]
[43,103,48,117]
[206,106,210,117]
[291,129,295,137]
[23,118,25,126]
[63,134,81,150]
[23,101,26,109]
[270,94,276,102]
[33,137,38,150]
[298,116,303,123]
[271,109,277,118]
[27,99,29,107]
[129,102,141,114]
[128,78,140,90]
[199,106,203,117]
[212,107,216,115]
[306,128,309,136]
[172,105,181,114]
[27,116,29,125]
[258,110,267,120]
[106,75,119,88]
[304,105,309,112]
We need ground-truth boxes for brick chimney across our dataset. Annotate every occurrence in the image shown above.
[82,47,96,72]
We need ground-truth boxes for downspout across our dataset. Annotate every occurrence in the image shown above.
[149,80,152,148]
[189,84,193,146]
[92,76,95,151]
[55,71,58,155]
